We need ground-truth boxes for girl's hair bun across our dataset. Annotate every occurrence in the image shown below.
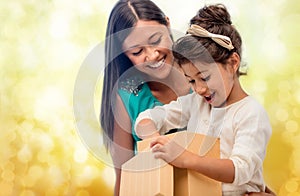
[191,4,232,26]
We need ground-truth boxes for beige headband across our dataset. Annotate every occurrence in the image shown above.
[187,24,234,51]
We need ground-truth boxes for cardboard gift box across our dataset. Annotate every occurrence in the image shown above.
[120,131,222,196]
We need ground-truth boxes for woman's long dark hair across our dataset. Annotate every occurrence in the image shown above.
[100,0,168,150]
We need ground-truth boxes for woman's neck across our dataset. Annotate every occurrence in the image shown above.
[148,81,177,104]
[147,67,190,104]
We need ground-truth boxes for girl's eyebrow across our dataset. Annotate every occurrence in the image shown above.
[184,70,207,78]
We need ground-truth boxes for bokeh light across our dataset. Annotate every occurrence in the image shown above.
[1,0,299,195]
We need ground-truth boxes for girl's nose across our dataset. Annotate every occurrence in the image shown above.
[195,83,207,95]
[145,47,159,61]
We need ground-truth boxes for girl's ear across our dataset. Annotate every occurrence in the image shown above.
[229,52,240,74]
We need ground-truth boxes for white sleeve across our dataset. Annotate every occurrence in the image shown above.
[230,101,272,186]
[135,94,193,135]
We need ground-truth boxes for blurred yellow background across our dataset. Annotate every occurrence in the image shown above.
[1,0,300,195]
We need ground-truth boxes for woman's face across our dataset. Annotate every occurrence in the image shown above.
[122,20,173,80]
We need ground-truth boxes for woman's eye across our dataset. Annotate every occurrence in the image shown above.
[201,75,210,82]
[132,49,143,56]
[150,36,162,45]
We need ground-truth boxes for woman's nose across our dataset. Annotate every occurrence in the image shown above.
[145,47,159,61]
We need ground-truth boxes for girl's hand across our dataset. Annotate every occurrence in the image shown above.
[245,193,275,196]
[150,135,194,168]
[245,186,276,196]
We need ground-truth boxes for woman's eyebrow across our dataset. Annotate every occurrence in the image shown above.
[126,44,140,50]
[124,32,162,50]
[148,32,162,41]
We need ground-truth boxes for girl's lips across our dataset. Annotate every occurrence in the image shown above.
[204,92,215,103]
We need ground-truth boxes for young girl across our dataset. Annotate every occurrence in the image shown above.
[135,4,272,196]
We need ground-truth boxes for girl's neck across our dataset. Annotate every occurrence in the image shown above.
[226,77,248,106]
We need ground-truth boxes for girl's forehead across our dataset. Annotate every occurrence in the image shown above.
[181,62,218,76]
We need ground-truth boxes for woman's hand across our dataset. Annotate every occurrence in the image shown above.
[150,135,194,168]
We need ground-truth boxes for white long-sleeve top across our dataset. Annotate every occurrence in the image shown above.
[135,92,272,195]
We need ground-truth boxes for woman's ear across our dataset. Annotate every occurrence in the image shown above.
[165,16,174,41]
[165,16,170,27]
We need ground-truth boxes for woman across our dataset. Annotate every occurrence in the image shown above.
[100,0,276,195]
[100,0,190,195]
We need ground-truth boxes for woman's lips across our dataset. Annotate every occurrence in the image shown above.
[147,56,166,69]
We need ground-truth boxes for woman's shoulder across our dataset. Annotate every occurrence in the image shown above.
[118,76,162,118]
[118,75,146,96]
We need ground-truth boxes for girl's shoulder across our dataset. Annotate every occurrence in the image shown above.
[229,96,269,118]
[234,96,265,111]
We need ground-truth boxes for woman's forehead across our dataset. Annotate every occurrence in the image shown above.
[122,20,168,49]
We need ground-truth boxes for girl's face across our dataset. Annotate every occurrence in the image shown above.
[181,61,236,108]
[122,20,173,80]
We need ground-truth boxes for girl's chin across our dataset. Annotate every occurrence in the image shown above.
[211,100,227,108]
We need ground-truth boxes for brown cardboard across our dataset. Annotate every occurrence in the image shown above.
[119,148,173,196]
[120,132,221,196]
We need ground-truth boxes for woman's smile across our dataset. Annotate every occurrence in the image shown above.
[146,56,166,69]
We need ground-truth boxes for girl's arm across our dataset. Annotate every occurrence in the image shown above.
[185,152,235,183]
[150,135,235,183]
[135,119,160,139]
[111,94,134,196]
[135,94,194,139]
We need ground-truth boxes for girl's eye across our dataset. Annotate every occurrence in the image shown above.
[201,75,210,82]
[188,79,195,84]
[132,49,143,56]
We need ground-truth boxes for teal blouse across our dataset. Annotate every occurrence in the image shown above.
[118,76,191,152]
[118,81,162,150]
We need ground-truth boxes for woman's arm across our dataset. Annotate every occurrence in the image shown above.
[111,94,134,196]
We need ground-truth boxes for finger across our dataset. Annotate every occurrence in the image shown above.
[151,143,162,152]
[245,192,268,196]
[153,151,167,160]
[150,140,158,148]
[150,136,169,147]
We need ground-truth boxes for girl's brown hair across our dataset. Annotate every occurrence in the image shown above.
[173,4,245,75]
